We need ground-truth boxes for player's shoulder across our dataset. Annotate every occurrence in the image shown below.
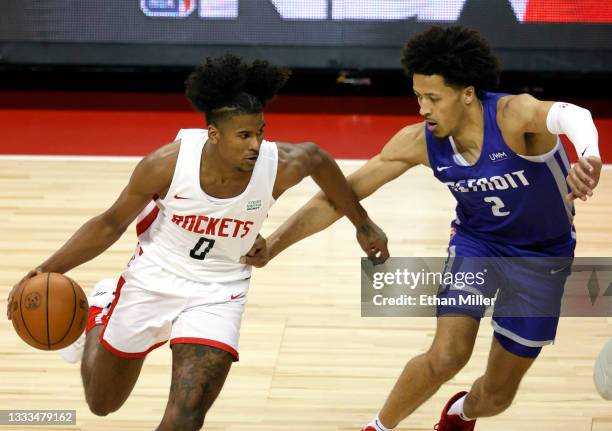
[145,140,180,169]
[175,128,208,141]
[394,122,425,142]
[381,122,427,166]
[133,140,180,189]
[497,93,541,128]
[499,92,540,111]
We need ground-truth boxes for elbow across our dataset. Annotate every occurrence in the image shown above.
[301,142,323,158]
[294,142,329,177]
[300,141,319,149]
[549,102,594,133]
[578,106,593,118]
[304,142,331,169]
[573,107,594,124]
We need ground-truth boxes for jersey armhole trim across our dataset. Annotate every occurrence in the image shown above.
[159,130,206,203]
[449,137,472,166]
[268,141,279,204]
[158,139,184,203]
[516,138,560,163]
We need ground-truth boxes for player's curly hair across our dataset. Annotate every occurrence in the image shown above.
[185,53,291,124]
[401,26,500,96]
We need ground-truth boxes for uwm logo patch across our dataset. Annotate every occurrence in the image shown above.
[489,151,509,162]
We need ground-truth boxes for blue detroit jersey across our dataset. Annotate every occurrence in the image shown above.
[425,92,575,247]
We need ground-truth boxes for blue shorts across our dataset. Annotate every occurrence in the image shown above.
[436,228,575,353]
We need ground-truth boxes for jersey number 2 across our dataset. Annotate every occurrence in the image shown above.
[483,196,510,217]
[190,237,215,260]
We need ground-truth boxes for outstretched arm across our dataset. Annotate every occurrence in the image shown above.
[268,123,427,261]
[503,94,602,201]
[7,143,177,319]
[265,141,387,263]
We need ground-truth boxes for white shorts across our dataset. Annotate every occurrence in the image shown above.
[99,256,249,361]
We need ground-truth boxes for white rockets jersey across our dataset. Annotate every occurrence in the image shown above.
[133,128,278,283]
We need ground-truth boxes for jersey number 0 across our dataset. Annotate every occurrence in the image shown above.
[190,237,216,260]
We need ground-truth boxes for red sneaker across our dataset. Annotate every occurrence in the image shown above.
[434,391,477,431]
[360,427,377,431]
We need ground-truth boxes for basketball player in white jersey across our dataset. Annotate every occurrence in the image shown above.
[6,54,389,431]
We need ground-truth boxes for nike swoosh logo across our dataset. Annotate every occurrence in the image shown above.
[581,148,587,157]
[550,266,569,275]
[174,194,189,200]
[436,166,452,172]
[230,293,245,300]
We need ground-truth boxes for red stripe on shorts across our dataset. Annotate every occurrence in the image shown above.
[100,338,167,358]
[97,276,168,358]
[85,306,103,335]
[170,337,239,361]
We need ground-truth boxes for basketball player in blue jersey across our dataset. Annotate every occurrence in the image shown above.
[6,55,389,431]
[247,27,603,430]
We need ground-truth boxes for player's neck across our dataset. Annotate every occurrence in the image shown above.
[199,142,252,198]
[202,140,251,180]
[451,99,484,152]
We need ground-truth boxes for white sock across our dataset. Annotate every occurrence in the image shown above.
[366,414,393,431]
[447,394,473,421]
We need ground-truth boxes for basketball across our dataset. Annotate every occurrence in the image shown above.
[11,273,89,350]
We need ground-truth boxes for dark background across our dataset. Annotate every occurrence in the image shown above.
[1,0,611,97]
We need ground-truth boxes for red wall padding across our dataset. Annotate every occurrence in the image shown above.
[0,91,609,162]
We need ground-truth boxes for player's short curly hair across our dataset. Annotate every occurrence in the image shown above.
[185,54,291,125]
[401,26,500,96]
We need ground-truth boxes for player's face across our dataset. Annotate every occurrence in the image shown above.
[212,113,266,172]
[413,74,465,139]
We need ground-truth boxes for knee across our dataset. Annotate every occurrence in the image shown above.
[163,405,206,431]
[85,388,123,417]
[86,397,117,417]
[426,346,472,381]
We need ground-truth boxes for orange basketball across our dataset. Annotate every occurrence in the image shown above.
[11,273,88,350]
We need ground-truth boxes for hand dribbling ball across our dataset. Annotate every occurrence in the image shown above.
[11,273,88,350]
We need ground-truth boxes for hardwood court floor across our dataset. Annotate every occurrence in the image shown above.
[0,157,610,431]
